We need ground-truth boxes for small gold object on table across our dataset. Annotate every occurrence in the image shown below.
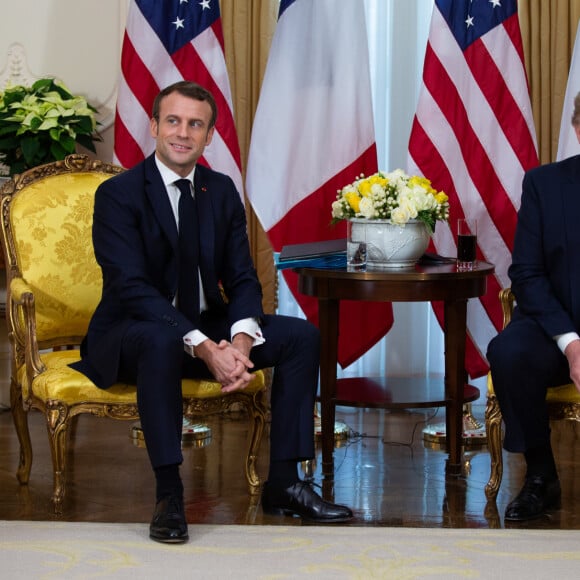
[422,403,487,449]
[131,419,212,449]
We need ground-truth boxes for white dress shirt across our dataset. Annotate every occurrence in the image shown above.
[154,157,265,355]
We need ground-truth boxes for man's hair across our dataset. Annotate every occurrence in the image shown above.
[572,91,580,127]
[152,81,218,128]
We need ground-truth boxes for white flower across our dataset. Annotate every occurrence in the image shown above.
[358,196,376,219]
[331,169,450,234]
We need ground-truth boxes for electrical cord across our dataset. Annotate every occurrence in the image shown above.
[332,407,441,474]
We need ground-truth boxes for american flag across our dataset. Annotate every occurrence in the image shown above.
[114,0,243,196]
[407,0,539,378]
[246,0,393,368]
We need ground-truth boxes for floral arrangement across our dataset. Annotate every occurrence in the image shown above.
[0,78,100,176]
[331,169,449,234]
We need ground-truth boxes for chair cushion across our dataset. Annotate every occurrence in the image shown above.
[487,372,580,403]
[19,349,265,405]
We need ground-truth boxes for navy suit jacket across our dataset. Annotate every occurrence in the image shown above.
[509,154,580,338]
[72,154,264,389]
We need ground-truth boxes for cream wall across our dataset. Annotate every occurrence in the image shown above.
[0,1,130,405]
[0,0,130,163]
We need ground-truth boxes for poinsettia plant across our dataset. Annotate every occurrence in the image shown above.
[0,78,100,176]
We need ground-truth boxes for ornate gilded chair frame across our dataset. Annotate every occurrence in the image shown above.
[485,288,580,500]
[0,154,268,513]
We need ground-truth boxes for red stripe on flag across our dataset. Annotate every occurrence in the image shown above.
[119,34,159,121]
[268,144,378,251]
[421,43,518,251]
[464,35,537,171]
[113,115,144,169]
[409,119,504,334]
[171,41,242,167]
[211,19,225,51]
[268,145,393,368]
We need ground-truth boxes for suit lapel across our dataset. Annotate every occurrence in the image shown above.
[143,155,179,251]
[194,167,216,279]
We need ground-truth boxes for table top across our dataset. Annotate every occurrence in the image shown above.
[296,260,494,281]
[296,260,495,302]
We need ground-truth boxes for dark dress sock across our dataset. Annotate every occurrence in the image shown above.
[267,459,300,487]
[154,463,184,502]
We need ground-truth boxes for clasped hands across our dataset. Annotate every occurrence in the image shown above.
[193,333,255,393]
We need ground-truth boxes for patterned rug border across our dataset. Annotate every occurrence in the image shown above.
[2,521,580,579]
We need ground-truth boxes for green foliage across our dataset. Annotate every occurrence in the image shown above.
[0,78,100,176]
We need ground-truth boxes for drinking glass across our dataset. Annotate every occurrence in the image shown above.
[347,220,367,271]
[457,218,477,271]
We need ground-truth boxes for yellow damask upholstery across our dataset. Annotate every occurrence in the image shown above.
[0,154,268,513]
[485,288,580,500]
[17,349,265,404]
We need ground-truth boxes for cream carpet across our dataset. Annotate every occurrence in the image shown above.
[2,521,580,579]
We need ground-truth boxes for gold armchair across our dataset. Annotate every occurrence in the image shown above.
[485,288,580,500]
[0,154,268,513]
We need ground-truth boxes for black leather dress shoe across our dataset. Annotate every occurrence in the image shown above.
[149,495,189,543]
[504,475,561,522]
[262,481,353,523]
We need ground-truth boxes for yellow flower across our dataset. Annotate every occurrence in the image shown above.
[331,169,450,234]
[408,175,430,188]
[345,191,361,212]
[358,180,372,197]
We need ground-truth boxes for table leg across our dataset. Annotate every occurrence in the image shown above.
[318,297,339,479]
[443,298,468,476]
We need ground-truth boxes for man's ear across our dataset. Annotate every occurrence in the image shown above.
[150,117,158,138]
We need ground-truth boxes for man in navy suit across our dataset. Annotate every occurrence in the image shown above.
[487,92,580,522]
[72,81,352,543]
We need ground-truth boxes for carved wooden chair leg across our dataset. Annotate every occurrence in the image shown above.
[10,378,33,485]
[484,393,503,501]
[245,391,268,495]
[45,402,72,514]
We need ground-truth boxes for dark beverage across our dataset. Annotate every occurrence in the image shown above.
[457,234,476,262]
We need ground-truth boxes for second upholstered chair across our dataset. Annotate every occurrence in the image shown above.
[485,288,580,500]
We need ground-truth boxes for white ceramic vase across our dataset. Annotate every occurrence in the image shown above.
[348,218,430,269]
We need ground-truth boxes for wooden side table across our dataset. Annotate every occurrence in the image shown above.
[297,261,495,478]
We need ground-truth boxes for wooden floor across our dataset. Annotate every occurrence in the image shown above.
[2,319,580,529]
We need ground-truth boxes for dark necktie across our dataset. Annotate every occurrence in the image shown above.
[175,179,200,323]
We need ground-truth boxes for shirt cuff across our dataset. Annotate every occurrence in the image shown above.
[555,332,580,353]
[231,318,265,346]
[183,329,209,357]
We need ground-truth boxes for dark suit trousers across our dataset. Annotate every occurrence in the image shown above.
[487,313,572,453]
[117,313,320,469]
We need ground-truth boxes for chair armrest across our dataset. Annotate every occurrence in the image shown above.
[499,287,515,329]
[9,277,46,384]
